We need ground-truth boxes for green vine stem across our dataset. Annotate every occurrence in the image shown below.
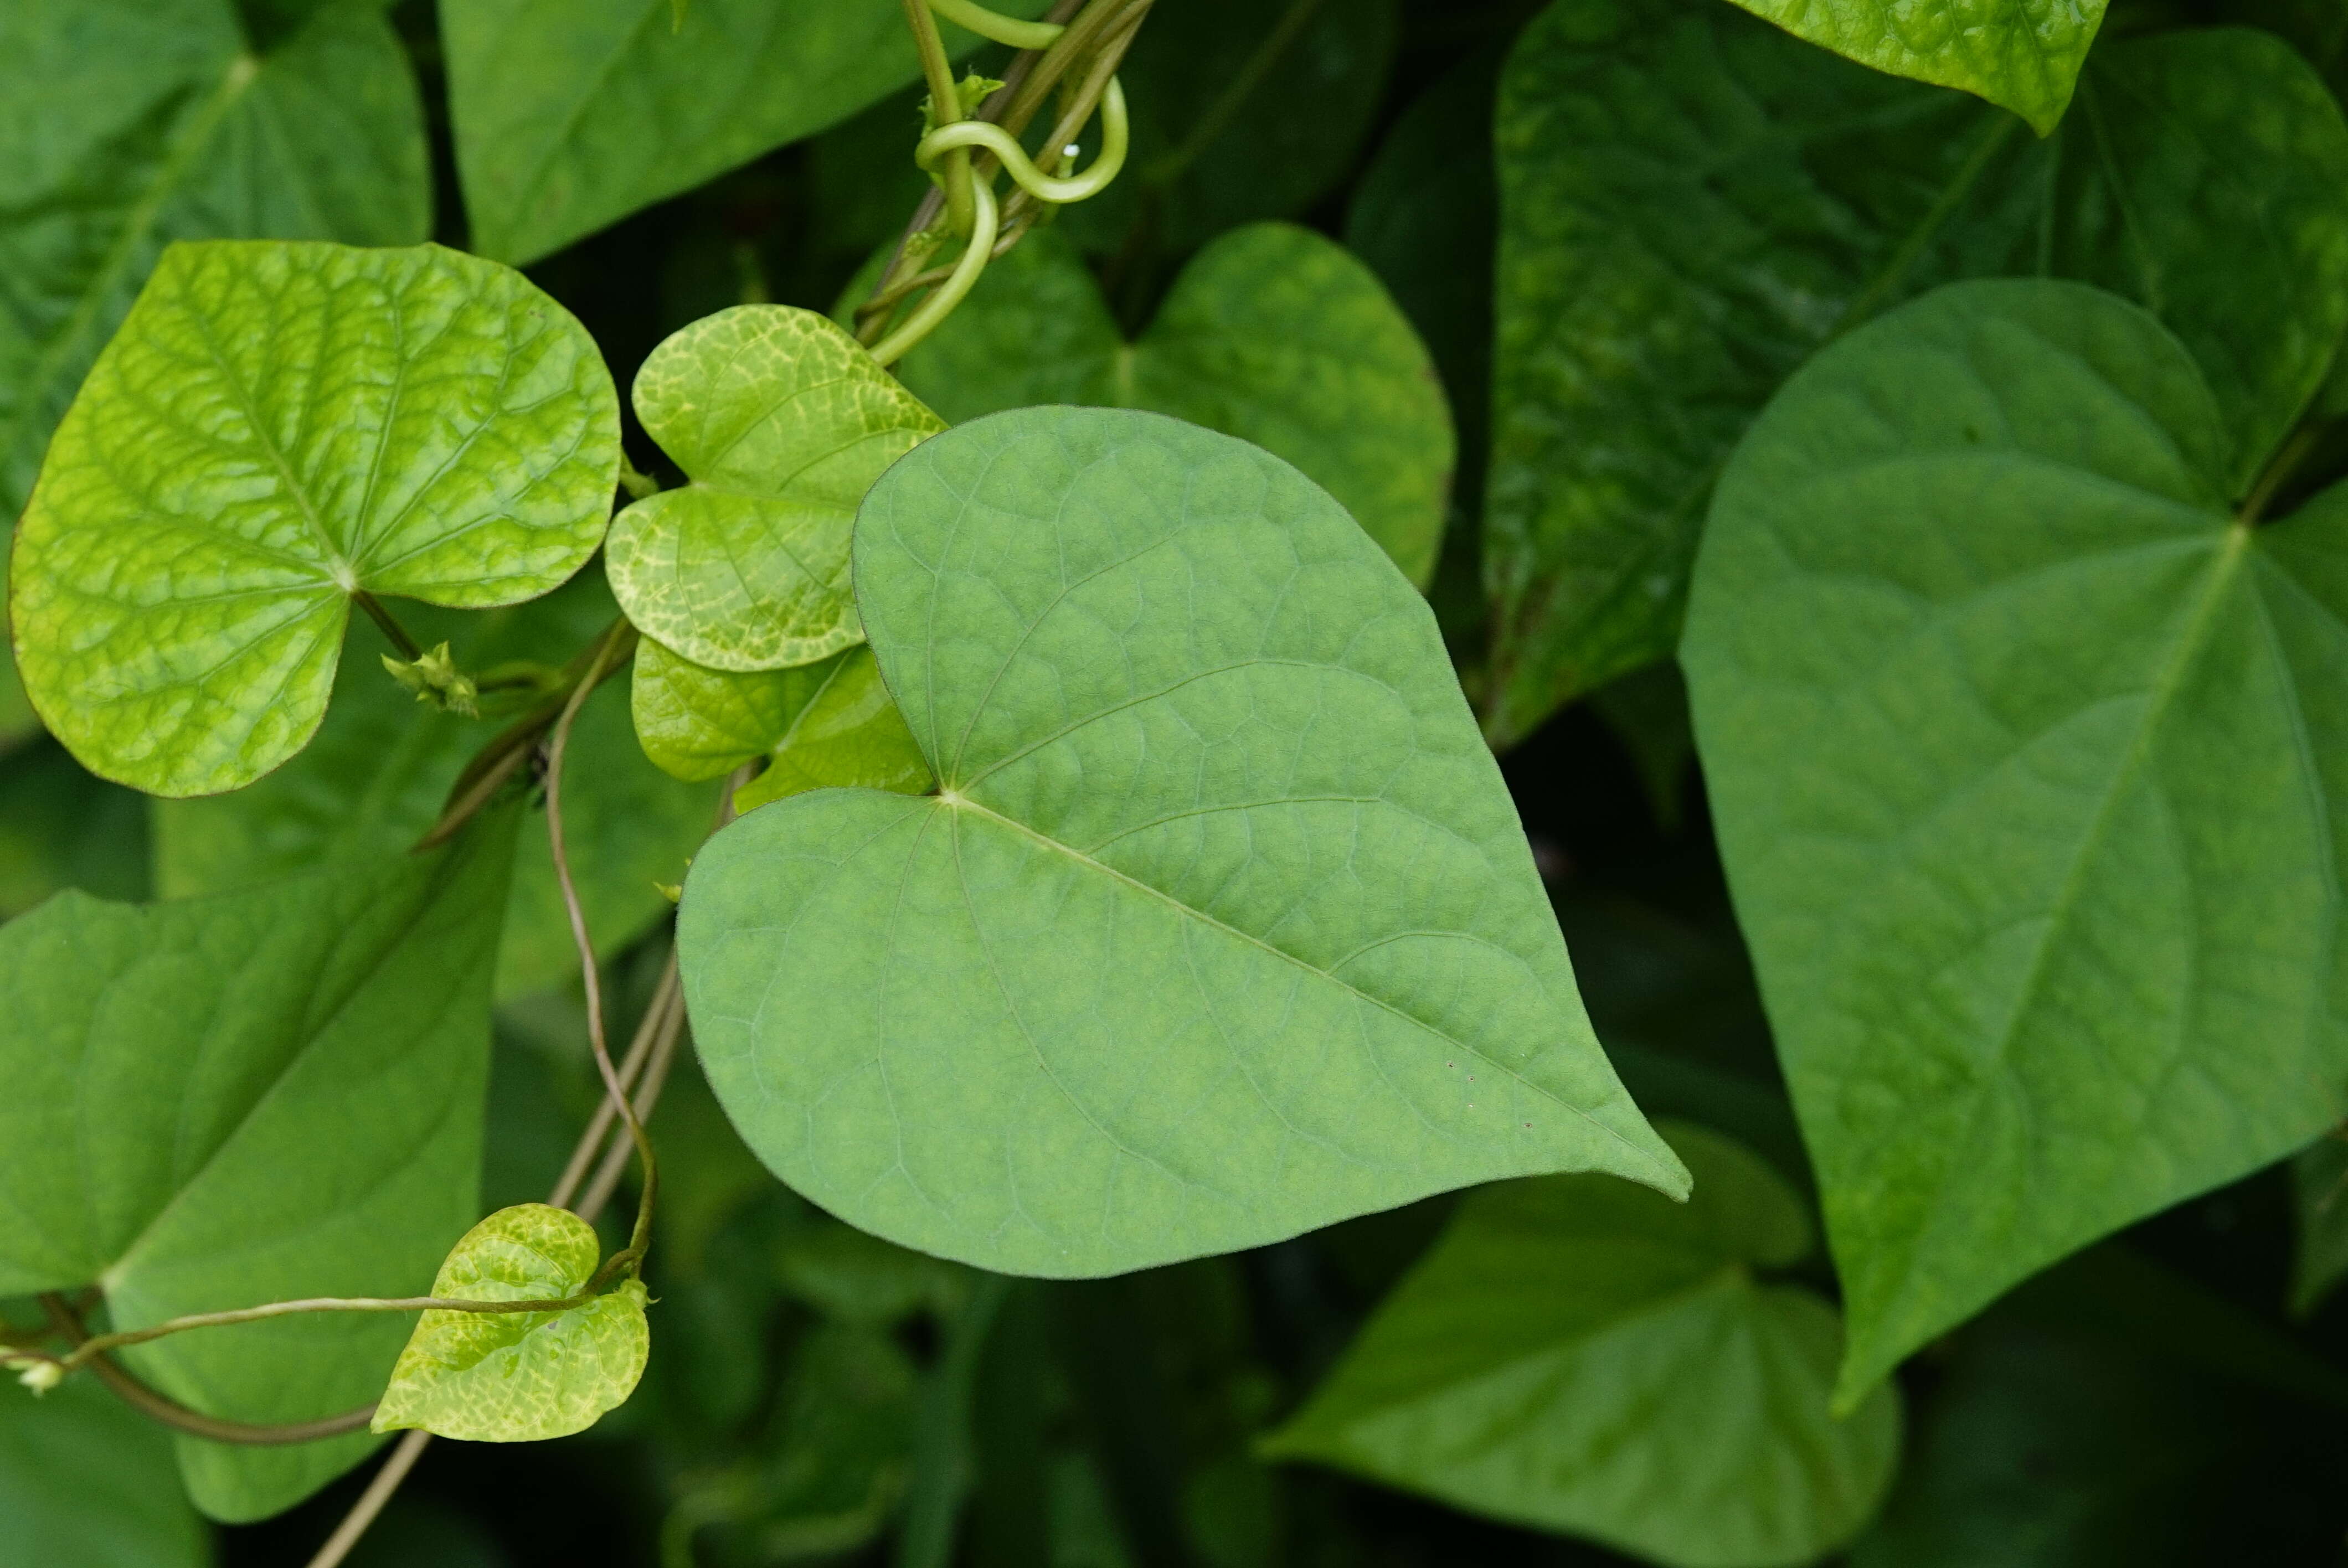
[917,75,1127,205]
[903,0,977,236]
[871,176,1003,366]
[929,0,1064,49]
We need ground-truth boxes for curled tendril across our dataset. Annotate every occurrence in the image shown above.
[870,177,1003,368]
[926,0,1065,49]
[916,78,1130,207]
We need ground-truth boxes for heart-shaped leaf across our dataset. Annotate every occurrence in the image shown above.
[373,1204,649,1443]
[9,240,620,798]
[1483,1,2348,744]
[1681,278,2348,1405]
[1264,1125,1902,1568]
[889,224,1451,590]
[677,407,1685,1277]
[0,813,516,1520]
[632,637,930,809]
[605,306,942,673]
[1721,0,2105,132]
[441,0,1048,265]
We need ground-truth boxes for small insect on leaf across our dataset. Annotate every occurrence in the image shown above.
[373,1204,648,1443]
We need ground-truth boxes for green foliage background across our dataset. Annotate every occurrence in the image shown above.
[3,0,2347,1566]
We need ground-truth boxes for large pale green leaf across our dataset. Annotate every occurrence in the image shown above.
[889,224,1453,590]
[633,637,930,810]
[1264,1125,1899,1567]
[441,0,1045,266]
[9,240,621,798]
[0,0,427,518]
[155,577,719,998]
[0,814,516,1519]
[606,306,940,673]
[1721,0,2104,132]
[374,1204,648,1442]
[0,1378,211,1568]
[677,408,1684,1277]
[1681,278,2348,1405]
[1483,2,2348,745]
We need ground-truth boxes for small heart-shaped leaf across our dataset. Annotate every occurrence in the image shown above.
[373,1203,648,1443]
[8,239,620,797]
[605,306,943,673]
[678,407,1684,1277]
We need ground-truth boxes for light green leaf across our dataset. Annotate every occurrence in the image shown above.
[888,224,1453,590]
[607,306,941,673]
[0,1376,211,1568]
[0,814,516,1520]
[633,637,931,809]
[441,0,1046,266]
[2290,1134,2348,1317]
[1483,2,2348,745]
[1263,1125,1899,1568]
[1680,278,2348,1406]
[154,578,719,999]
[0,0,428,518]
[677,408,1685,1278]
[1055,0,1399,255]
[9,240,621,798]
[373,1204,648,1442]
[1721,0,2104,132]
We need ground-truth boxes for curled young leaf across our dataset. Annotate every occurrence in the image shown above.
[678,408,1685,1278]
[374,1204,649,1443]
[605,306,942,673]
[8,240,620,797]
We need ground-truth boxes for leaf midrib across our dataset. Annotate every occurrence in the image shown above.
[941,793,1676,1183]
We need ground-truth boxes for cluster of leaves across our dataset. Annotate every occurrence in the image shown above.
[3,0,2348,1566]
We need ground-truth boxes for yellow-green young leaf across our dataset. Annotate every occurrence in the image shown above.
[1264,1126,1900,1568]
[1722,0,2105,132]
[677,408,1685,1278]
[1482,2,2348,745]
[887,224,1451,590]
[374,1204,649,1443]
[605,307,941,672]
[632,637,931,808]
[1682,279,2348,1406]
[8,240,620,798]
[0,814,516,1520]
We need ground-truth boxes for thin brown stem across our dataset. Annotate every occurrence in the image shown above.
[305,1431,430,1568]
[547,951,679,1211]
[580,985,688,1220]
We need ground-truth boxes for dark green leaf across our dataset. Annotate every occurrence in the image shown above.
[0,1377,211,1568]
[0,0,428,517]
[890,224,1452,589]
[10,240,621,797]
[441,0,1045,265]
[1483,1,2348,744]
[678,407,1683,1277]
[0,740,150,921]
[2290,1133,2348,1317]
[1263,1125,1901,1567]
[0,814,516,1519]
[1681,278,2348,1404]
[154,581,719,999]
